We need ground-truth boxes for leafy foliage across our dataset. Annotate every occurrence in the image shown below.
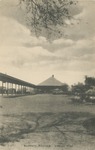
[20,0,78,40]
[85,76,95,87]
[71,83,87,94]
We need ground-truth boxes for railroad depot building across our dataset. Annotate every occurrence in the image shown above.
[36,75,68,94]
[0,73,68,95]
[0,73,35,96]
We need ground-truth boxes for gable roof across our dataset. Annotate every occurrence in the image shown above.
[38,75,63,86]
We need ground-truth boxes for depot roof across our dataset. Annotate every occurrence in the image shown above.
[38,75,63,86]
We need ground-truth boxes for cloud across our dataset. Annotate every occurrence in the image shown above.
[0,15,55,69]
[0,15,94,75]
[64,8,86,26]
[0,16,48,47]
[74,9,86,20]
[0,0,95,85]
[53,38,74,46]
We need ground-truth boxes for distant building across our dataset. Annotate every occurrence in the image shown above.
[36,75,68,94]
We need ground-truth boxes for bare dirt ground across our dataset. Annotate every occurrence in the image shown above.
[0,94,95,150]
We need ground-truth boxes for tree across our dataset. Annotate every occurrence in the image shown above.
[20,0,78,40]
[85,76,95,87]
[61,83,69,92]
[71,83,86,94]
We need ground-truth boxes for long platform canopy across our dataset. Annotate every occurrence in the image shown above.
[0,73,35,88]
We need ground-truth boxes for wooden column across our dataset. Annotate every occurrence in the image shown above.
[2,81,3,96]
[7,82,9,95]
[15,84,17,95]
[12,83,13,95]
[21,85,23,95]
[18,84,20,95]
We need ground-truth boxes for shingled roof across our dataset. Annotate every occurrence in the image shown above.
[38,75,63,86]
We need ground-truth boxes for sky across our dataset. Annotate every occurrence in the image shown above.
[0,0,95,85]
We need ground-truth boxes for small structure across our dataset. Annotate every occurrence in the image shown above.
[36,75,68,94]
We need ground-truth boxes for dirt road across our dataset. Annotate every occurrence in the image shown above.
[0,94,95,150]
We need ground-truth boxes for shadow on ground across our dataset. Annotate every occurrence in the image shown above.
[0,112,95,146]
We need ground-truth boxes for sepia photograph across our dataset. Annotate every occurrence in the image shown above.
[0,0,95,150]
